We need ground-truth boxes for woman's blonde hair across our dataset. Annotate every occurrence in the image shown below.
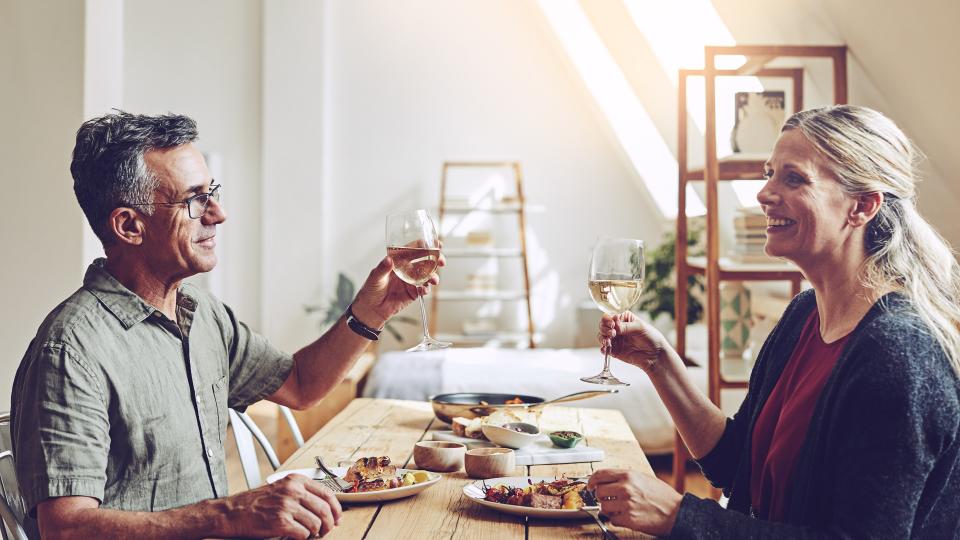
[784,105,960,376]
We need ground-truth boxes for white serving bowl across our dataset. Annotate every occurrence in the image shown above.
[481,422,540,449]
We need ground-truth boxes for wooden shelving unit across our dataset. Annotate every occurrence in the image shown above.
[672,45,847,492]
[430,161,537,349]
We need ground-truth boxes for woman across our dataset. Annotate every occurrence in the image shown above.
[589,105,960,538]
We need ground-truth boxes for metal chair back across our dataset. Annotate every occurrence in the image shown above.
[0,414,29,540]
[228,409,280,489]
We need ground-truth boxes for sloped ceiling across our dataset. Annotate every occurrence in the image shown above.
[709,0,960,243]
[817,0,958,188]
[816,0,960,243]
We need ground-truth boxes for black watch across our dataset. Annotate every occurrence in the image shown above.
[345,305,382,341]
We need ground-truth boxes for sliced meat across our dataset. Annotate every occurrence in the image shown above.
[344,456,396,483]
[530,493,562,509]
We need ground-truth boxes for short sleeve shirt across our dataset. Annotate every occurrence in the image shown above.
[10,259,294,515]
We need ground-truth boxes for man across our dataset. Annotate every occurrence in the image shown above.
[11,111,440,539]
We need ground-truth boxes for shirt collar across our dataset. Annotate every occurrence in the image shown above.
[83,258,199,329]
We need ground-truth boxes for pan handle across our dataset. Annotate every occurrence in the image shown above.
[527,389,619,410]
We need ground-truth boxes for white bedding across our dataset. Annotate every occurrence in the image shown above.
[363,348,709,454]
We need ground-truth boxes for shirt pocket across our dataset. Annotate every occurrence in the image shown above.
[208,375,228,444]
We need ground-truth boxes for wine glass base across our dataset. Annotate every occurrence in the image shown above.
[580,374,630,386]
[406,338,452,352]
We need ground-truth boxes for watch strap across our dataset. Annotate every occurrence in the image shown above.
[346,305,381,341]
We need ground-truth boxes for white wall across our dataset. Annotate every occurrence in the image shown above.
[319,0,667,350]
[122,0,264,326]
[260,1,330,351]
[0,0,87,410]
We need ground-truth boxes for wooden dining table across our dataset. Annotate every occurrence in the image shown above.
[277,398,655,539]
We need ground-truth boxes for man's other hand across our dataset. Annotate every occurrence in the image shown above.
[221,474,342,539]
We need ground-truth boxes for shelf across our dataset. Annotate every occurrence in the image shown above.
[434,161,537,348]
[673,44,846,494]
[686,155,767,181]
[442,248,523,258]
[441,202,546,214]
[685,256,803,280]
[436,290,527,301]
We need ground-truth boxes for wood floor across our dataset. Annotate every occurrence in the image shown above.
[224,401,716,501]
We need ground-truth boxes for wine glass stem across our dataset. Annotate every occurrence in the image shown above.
[417,294,431,340]
[601,349,613,375]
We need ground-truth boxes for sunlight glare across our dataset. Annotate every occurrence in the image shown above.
[538,0,706,217]
[625,0,765,144]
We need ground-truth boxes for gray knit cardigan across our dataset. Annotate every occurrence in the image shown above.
[670,290,960,539]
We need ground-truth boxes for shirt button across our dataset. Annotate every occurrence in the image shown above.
[206,448,214,458]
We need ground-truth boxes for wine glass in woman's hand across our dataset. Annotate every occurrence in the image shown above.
[582,237,645,386]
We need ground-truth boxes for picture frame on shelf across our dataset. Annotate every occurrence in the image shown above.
[713,71,800,158]
[730,91,786,154]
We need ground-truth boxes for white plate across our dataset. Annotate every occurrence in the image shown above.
[462,476,592,520]
[267,467,441,503]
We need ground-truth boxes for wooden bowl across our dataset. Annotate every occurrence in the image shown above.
[464,447,516,479]
[413,441,466,472]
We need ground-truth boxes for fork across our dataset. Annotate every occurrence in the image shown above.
[582,505,620,540]
[313,456,353,492]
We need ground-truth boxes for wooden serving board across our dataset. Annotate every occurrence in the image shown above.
[431,431,605,465]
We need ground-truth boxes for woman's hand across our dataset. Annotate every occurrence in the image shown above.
[598,311,670,373]
[587,469,683,537]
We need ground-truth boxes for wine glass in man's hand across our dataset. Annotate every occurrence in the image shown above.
[385,209,451,352]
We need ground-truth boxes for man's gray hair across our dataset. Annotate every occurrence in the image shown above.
[71,111,199,245]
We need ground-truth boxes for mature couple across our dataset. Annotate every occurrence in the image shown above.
[13,108,960,539]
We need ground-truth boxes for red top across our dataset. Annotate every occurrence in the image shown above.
[750,308,851,521]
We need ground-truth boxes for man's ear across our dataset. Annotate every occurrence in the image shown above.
[107,207,146,246]
[849,192,884,227]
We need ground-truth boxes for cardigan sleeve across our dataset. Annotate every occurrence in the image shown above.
[672,493,828,539]
[671,318,960,539]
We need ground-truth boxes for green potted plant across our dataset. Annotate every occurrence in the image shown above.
[636,226,705,325]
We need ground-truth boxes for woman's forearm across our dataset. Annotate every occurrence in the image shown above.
[644,346,727,459]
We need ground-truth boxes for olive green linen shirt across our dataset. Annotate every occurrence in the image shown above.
[11,259,294,515]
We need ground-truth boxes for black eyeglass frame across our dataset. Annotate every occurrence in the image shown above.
[127,183,222,219]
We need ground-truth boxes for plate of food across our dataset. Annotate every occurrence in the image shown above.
[267,456,441,503]
[462,476,597,519]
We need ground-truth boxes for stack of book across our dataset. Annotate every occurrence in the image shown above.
[730,208,772,263]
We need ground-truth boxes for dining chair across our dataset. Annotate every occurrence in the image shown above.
[279,405,305,449]
[228,405,308,489]
[0,414,29,540]
[228,409,279,489]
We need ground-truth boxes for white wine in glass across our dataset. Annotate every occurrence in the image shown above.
[582,237,645,386]
[385,209,451,352]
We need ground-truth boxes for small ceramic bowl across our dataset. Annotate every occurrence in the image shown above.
[464,447,516,479]
[481,422,540,449]
[548,430,583,448]
[413,441,466,472]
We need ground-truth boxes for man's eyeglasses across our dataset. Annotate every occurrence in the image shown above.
[128,183,222,219]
